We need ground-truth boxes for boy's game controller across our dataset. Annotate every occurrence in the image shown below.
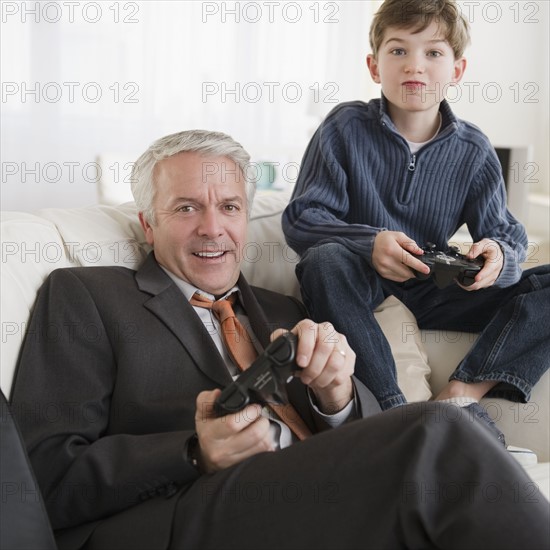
[214,332,299,416]
[412,243,484,289]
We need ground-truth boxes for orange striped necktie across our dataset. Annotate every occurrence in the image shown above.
[190,292,311,441]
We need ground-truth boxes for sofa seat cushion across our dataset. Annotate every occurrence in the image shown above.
[374,296,432,402]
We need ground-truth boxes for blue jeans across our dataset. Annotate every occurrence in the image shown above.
[296,242,550,410]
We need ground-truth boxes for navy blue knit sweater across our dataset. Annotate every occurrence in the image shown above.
[282,97,527,287]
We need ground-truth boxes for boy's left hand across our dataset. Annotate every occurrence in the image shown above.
[461,238,503,290]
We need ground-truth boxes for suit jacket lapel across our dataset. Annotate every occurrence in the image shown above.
[237,273,272,350]
[135,254,232,387]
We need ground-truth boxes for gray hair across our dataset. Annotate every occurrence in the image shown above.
[131,129,255,224]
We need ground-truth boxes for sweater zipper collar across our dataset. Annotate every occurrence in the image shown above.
[378,96,458,157]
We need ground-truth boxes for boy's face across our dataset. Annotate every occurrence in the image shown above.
[367,21,466,118]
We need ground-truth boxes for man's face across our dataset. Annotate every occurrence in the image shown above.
[139,151,248,296]
[367,21,466,117]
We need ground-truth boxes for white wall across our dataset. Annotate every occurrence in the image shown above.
[1,1,548,218]
[454,1,549,200]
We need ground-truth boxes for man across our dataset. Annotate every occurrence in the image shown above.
[10,130,549,549]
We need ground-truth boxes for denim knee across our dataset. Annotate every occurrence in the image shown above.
[523,264,550,290]
[296,242,386,315]
[296,242,362,284]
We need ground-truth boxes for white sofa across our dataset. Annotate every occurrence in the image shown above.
[1,191,548,500]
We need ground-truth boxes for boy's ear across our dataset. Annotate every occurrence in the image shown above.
[452,57,467,84]
[366,54,381,84]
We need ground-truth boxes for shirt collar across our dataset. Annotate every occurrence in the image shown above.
[160,265,240,305]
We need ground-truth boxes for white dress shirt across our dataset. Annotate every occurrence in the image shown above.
[161,267,356,448]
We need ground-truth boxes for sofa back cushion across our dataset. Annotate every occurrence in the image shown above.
[1,194,433,404]
[0,193,298,395]
[1,212,72,393]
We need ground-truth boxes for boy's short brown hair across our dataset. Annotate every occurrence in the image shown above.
[369,0,471,59]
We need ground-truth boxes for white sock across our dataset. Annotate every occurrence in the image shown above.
[437,397,478,407]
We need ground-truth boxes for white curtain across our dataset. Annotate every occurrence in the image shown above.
[1,1,379,209]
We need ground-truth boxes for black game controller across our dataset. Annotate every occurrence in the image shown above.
[412,243,484,289]
[214,332,299,416]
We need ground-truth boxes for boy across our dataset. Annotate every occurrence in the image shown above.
[282,0,550,429]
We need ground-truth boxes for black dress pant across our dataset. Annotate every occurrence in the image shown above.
[61,403,550,550]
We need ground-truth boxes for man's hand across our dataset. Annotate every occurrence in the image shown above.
[272,320,355,415]
[194,389,276,473]
[461,238,503,290]
[372,231,429,282]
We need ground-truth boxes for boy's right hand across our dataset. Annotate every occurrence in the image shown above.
[194,389,276,473]
[372,231,430,282]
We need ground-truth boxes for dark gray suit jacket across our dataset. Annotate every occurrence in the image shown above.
[11,253,380,547]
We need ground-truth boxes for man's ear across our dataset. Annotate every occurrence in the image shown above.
[452,57,467,84]
[138,212,155,246]
[366,54,381,84]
